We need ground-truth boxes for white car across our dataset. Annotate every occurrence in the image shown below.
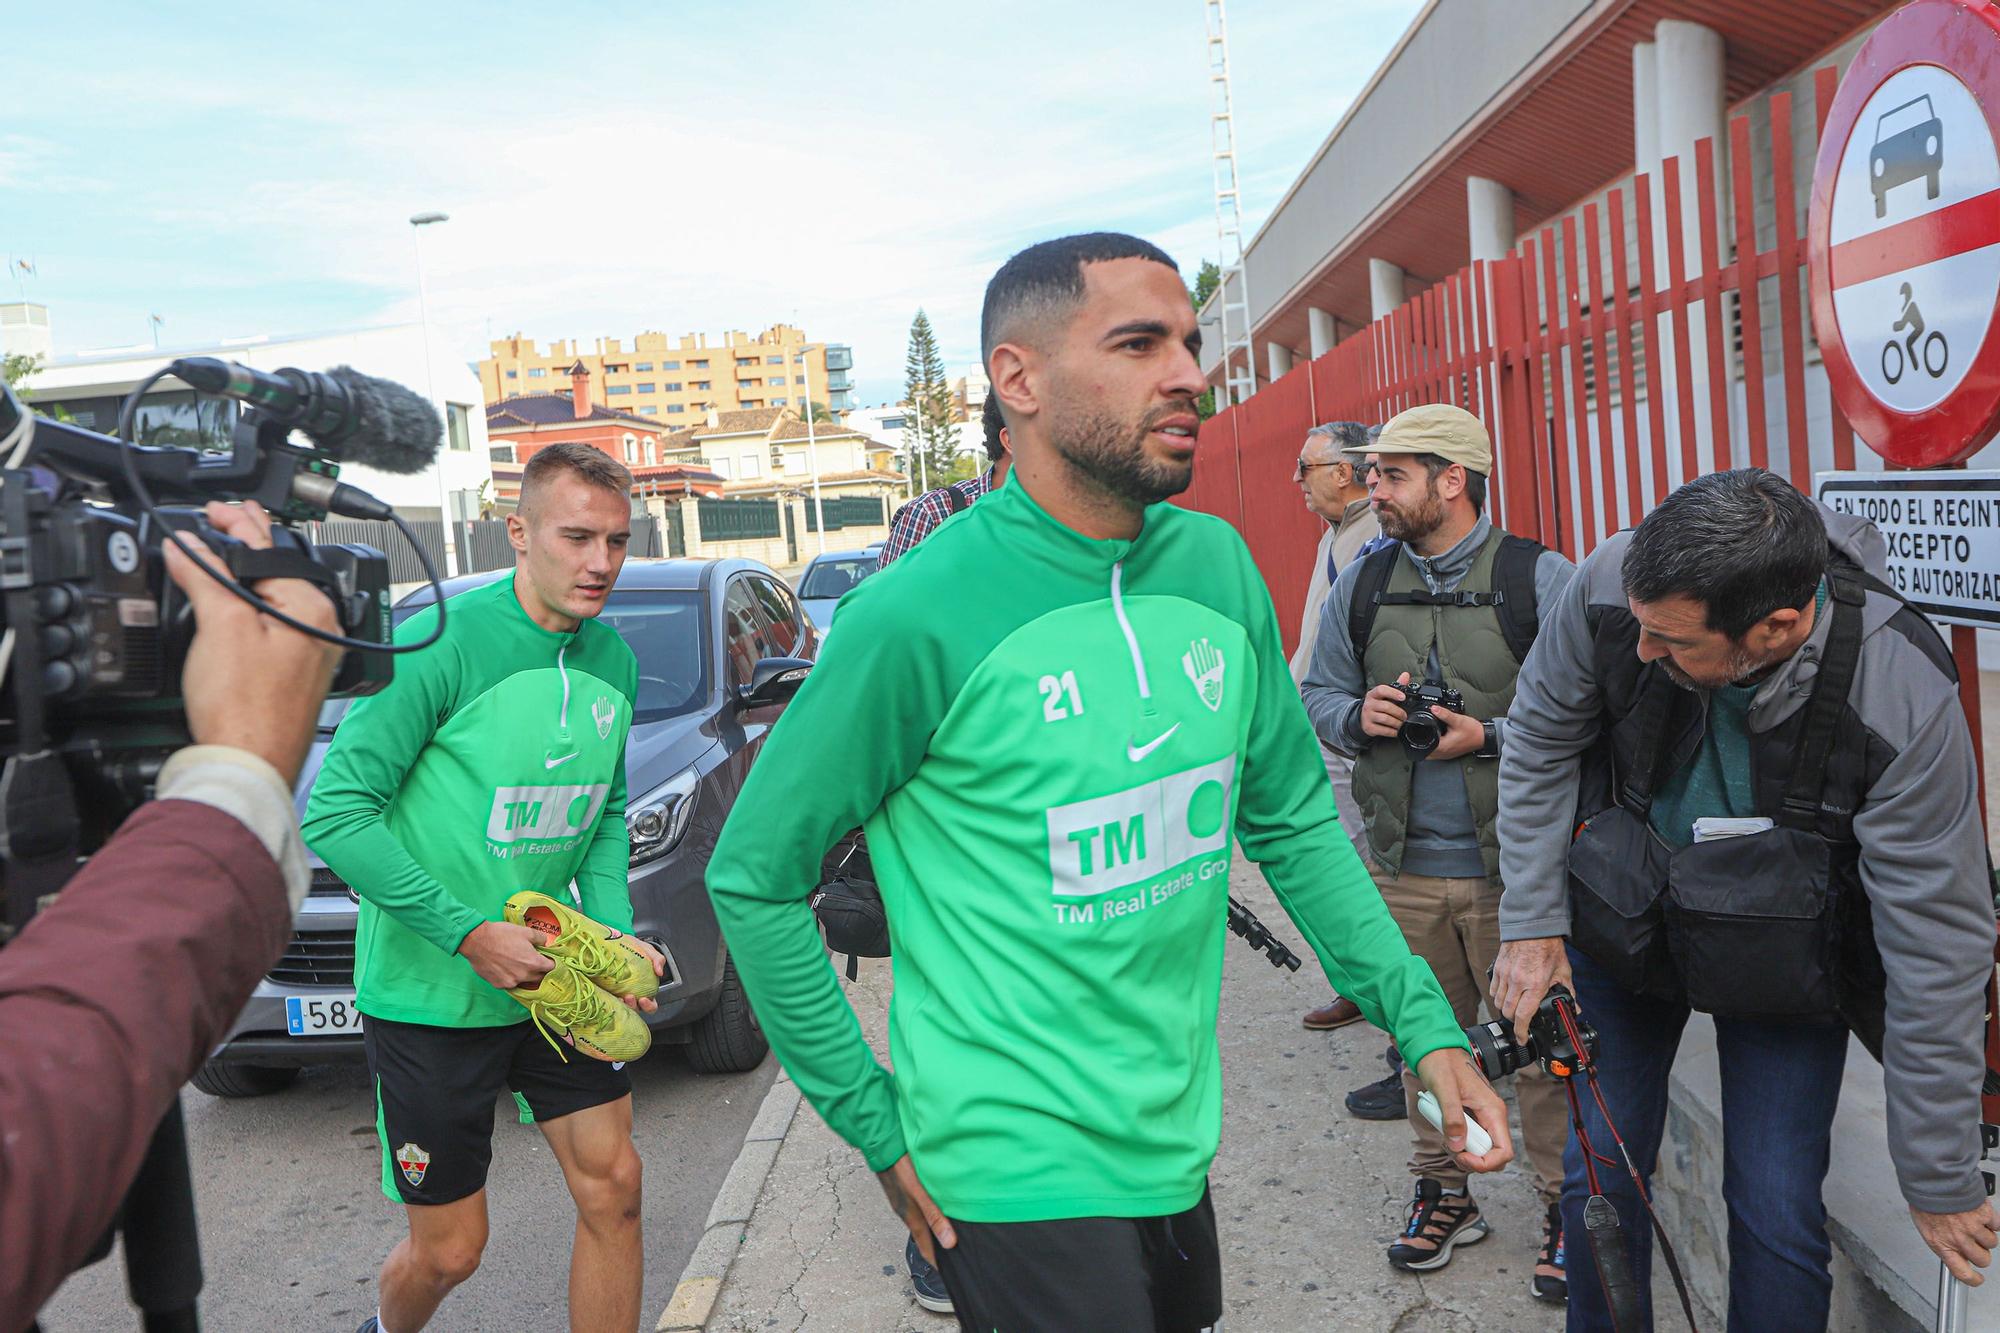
[796,544,882,633]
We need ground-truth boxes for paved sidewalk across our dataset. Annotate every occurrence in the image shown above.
[690,862,1572,1332]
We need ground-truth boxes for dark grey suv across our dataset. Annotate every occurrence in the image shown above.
[192,557,817,1096]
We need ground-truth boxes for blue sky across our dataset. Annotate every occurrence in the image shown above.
[5,1,1421,405]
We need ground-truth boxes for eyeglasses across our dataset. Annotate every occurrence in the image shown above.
[1294,459,1373,482]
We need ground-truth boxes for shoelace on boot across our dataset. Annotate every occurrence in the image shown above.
[522,978,618,1063]
[547,924,621,982]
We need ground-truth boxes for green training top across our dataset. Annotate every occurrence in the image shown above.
[706,478,1467,1224]
[303,575,638,1028]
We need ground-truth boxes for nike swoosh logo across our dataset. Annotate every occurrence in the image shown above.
[544,752,580,770]
[1126,724,1181,763]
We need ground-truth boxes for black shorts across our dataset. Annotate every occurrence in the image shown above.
[934,1184,1222,1333]
[364,1014,631,1206]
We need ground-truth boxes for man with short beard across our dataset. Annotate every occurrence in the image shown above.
[707,233,1513,1331]
[1492,468,1996,1330]
[1301,403,1575,1298]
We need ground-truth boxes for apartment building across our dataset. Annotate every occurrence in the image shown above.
[478,323,854,421]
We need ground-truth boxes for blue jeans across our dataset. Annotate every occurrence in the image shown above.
[1562,947,1850,1333]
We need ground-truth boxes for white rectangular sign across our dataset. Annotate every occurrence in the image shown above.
[1816,470,2000,628]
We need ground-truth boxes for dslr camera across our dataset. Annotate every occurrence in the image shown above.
[1395,680,1466,756]
[1467,984,1599,1081]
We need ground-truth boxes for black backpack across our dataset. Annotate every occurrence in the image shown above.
[1345,534,1546,664]
[811,834,888,980]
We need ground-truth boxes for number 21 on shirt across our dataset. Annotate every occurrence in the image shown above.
[1039,670,1085,722]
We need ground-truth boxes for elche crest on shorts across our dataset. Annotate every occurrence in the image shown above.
[396,1141,431,1187]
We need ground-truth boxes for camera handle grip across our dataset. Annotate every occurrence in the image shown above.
[1416,1089,1494,1156]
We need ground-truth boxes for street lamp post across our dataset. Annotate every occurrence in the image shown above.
[796,343,826,557]
[410,210,458,577]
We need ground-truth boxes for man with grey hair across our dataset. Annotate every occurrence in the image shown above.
[1292,421,1379,1036]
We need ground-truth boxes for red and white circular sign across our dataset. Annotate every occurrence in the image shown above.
[1810,0,2000,467]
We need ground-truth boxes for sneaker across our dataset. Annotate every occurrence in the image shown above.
[906,1235,954,1315]
[506,890,659,999]
[1387,1178,1488,1272]
[1530,1202,1568,1303]
[510,959,653,1063]
[354,1320,379,1333]
[1344,1045,1407,1121]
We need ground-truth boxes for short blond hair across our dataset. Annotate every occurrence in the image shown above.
[521,443,632,514]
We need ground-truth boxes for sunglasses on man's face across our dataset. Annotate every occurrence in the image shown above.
[1294,459,1371,482]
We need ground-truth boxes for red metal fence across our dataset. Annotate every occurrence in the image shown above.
[1193,67,1858,663]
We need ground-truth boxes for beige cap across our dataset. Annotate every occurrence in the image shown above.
[1343,402,1491,475]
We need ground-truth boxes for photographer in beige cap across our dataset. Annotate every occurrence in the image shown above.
[1299,402,1578,1298]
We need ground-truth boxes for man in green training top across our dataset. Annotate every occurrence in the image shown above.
[706,232,1511,1331]
[305,443,663,1333]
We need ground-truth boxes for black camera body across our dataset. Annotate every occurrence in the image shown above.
[1396,680,1466,755]
[1467,984,1599,1080]
[18,492,391,710]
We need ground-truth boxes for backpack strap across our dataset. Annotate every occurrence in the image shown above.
[942,484,969,516]
[1346,540,1402,654]
[1492,534,1546,664]
[1346,532,1545,665]
[1779,566,1867,831]
[1619,674,1679,815]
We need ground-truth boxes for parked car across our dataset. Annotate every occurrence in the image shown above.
[795,544,883,633]
[192,557,818,1096]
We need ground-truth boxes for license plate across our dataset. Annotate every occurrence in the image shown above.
[285,993,365,1037]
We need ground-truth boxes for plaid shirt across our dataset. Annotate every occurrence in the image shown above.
[877,467,996,567]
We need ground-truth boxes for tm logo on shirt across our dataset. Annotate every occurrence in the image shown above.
[1044,755,1236,909]
[486,783,611,854]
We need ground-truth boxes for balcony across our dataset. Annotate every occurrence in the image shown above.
[823,345,853,372]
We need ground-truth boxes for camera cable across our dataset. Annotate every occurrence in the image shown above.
[113,367,448,655]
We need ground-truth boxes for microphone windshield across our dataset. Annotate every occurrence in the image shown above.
[327,365,443,474]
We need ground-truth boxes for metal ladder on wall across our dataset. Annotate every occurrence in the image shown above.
[1205,0,1257,407]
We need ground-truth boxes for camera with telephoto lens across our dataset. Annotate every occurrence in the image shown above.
[1396,680,1466,756]
[1467,984,1599,1080]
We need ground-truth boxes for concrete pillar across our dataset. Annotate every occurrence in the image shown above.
[1653,17,1728,474]
[1308,307,1337,359]
[1466,176,1516,263]
[1369,259,1406,321]
[1267,342,1295,382]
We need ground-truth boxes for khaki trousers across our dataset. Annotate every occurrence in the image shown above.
[1373,868,1564,1204]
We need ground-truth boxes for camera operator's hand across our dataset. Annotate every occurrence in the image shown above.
[1492,936,1574,1041]
[1414,1047,1514,1173]
[162,499,342,784]
[457,921,557,990]
[1419,691,1485,763]
[878,1153,957,1267]
[1360,671,1414,739]
[1913,1201,1998,1287]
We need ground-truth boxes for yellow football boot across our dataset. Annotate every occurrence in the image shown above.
[508,960,652,1064]
[505,890,660,1000]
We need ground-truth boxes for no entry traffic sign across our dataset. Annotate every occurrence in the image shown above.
[1810,0,2000,467]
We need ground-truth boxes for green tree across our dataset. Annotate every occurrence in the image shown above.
[1188,262,1222,420]
[901,309,957,487]
[1,351,42,391]
[1190,259,1221,313]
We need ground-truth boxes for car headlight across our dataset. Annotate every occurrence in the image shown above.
[627,766,700,866]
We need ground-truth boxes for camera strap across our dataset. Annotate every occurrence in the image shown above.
[1777,569,1865,832]
[224,544,342,596]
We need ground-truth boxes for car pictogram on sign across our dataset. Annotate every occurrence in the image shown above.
[1871,93,1944,216]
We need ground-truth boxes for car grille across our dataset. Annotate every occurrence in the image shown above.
[268,929,356,987]
[308,868,353,899]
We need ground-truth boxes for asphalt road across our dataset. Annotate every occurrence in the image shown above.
[37,1043,778,1332]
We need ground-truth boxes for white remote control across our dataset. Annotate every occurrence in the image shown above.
[1416,1090,1494,1156]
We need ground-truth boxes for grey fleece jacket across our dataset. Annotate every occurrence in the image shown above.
[1300,514,1575,878]
[1497,507,1992,1213]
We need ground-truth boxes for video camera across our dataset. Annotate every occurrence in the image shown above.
[0,356,446,860]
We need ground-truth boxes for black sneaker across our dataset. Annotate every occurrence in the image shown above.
[1387,1178,1489,1271]
[1531,1202,1568,1302]
[907,1235,954,1315]
[1344,1044,1407,1121]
